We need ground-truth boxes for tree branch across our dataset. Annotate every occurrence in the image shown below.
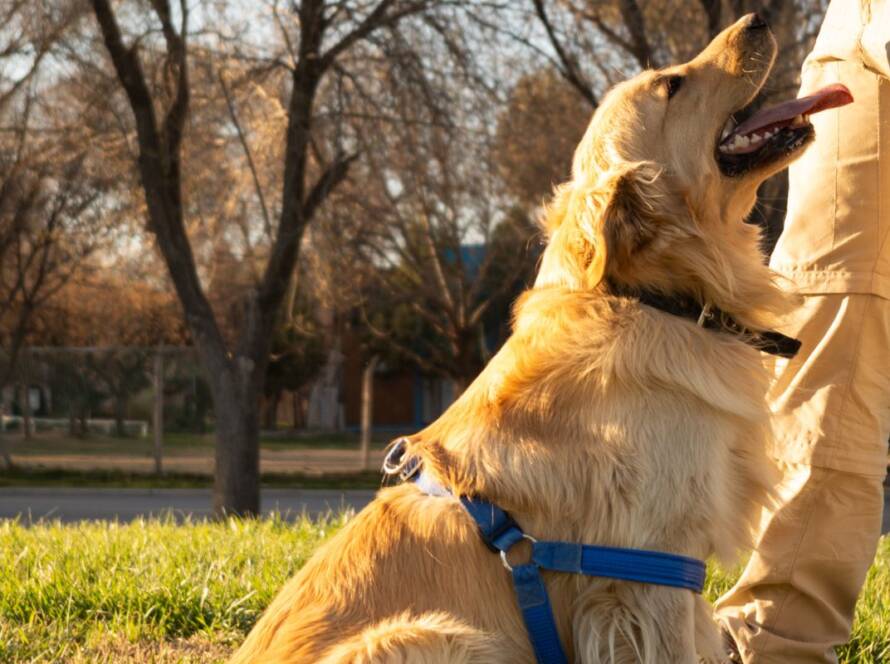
[301,152,358,221]
[218,70,273,238]
[90,0,228,366]
[149,0,190,161]
[616,0,657,69]
[697,0,723,39]
[320,0,430,70]
[531,0,598,108]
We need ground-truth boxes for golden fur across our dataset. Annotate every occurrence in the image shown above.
[232,16,804,664]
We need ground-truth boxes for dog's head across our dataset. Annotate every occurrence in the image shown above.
[537,14,851,321]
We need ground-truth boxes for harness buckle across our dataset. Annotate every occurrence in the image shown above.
[500,534,538,572]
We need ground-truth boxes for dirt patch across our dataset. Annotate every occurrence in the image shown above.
[12,447,386,476]
[64,635,233,663]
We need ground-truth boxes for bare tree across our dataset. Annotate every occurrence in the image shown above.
[0,143,104,466]
[0,152,104,380]
[316,67,540,393]
[88,0,470,515]
[0,2,95,466]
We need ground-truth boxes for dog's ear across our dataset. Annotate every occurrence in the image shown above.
[537,164,659,289]
[597,167,659,275]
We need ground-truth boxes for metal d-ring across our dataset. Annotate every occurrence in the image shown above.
[697,303,713,327]
[500,533,538,572]
[382,437,421,482]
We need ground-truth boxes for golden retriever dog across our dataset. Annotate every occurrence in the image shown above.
[231,14,852,664]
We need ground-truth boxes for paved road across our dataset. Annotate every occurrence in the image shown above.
[0,487,377,523]
[2,487,888,533]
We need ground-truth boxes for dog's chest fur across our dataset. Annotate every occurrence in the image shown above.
[426,289,775,564]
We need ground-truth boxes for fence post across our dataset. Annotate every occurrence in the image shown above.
[360,355,379,471]
[20,350,32,439]
[0,414,11,469]
[153,350,164,476]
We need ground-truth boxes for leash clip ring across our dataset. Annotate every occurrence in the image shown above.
[500,534,538,572]
[382,437,420,482]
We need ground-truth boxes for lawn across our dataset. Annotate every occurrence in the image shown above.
[1,516,888,663]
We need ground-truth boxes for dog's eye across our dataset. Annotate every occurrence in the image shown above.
[665,75,684,99]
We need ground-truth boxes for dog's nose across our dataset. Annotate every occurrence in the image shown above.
[745,12,769,30]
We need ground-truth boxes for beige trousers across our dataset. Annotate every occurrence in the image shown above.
[715,1,890,662]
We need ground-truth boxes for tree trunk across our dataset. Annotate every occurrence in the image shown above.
[20,383,32,440]
[360,355,380,471]
[292,391,301,429]
[114,392,128,438]
[89,0,361,518]
[263,390,280,431]
[758,173,788,257]
[211,367,261,517]
[152,351,164,476]
[0,429,12,470]
[451,378,467,400]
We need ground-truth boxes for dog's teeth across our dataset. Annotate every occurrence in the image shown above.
[738,135,750,147]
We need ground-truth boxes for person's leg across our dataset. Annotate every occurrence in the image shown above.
[716,0,890,657]
[716,293,890,664]
[717,468,885,663]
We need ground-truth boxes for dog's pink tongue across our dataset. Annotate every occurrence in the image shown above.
[733,84,854,136]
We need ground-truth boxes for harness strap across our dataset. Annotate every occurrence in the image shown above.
[407,469,706,664]
[534,542,706,591]
[380,439,708,664]
[511,563,570,664]
[459,495,569,663]
[457,491,705,592]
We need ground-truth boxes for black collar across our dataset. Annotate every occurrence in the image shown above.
[606,281,801,359]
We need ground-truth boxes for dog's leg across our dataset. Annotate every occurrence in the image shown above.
[316,612,513,664]
[694,595,727,664]
[574,585,699,664]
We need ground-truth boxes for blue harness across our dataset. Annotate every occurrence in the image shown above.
[383,442,707,664]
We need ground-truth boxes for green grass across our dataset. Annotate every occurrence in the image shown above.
[0,514,349,663]
[1,517,887,663]
[0,467,382,490]
[704,542,890,663]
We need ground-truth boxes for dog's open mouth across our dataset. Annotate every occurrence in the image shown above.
[716,84,853,176]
